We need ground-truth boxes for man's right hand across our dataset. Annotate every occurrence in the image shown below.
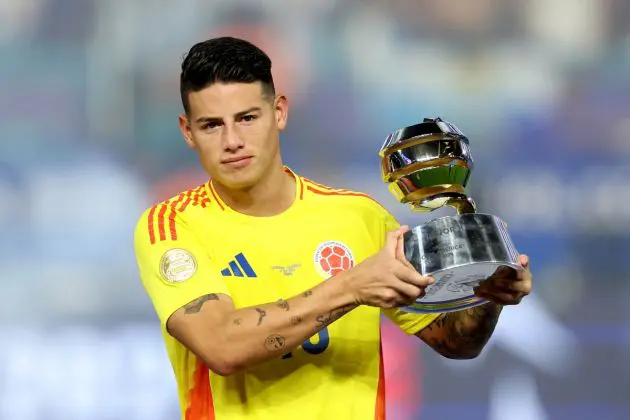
[341,226,434,308]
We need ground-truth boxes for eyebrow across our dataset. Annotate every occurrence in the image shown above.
[195,107,262,124]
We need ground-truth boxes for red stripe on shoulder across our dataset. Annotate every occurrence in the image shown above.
[157,201,170,242]
[190,185,201,207]
[199,188,210,208]
[185,360,215,420]
[147,205,157,244]
[148,183,212,245]
[179,190,194,212]
[168,193,187,241]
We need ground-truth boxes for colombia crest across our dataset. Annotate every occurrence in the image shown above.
[313,241,355,278]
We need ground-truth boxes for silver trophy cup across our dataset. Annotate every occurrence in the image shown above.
[379,117,521,313]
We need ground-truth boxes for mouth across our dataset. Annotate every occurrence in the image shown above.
[221,156,253,168]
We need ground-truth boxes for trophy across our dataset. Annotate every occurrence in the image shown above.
[379,117,521,313]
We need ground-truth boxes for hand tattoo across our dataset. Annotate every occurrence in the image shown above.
[276,299,290,311]
[183,294,219,314]
[233,318,243,326]
[255,308,266,326]
[290,316,302,325]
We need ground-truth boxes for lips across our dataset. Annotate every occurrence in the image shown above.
[221,156,253,169]
[221,156,252,164]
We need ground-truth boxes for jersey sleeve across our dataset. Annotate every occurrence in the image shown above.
[370,201,442,334]
[134,206,231,327]
[382,308,440,335]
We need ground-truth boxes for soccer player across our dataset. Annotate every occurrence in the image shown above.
[134,37,532,420]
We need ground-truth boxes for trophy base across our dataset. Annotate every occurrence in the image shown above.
[402,213,521,314]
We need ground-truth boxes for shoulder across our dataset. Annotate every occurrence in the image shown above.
[134,182,213,246]
[301,176,391,218]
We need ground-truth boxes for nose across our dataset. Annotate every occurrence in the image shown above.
[222,123,244,152]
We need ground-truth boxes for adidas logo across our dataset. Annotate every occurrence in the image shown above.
[220,253,257,278]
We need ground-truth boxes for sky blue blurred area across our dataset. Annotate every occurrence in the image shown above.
[1,0,630,419]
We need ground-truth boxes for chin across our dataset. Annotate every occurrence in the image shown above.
[215,167,260,190]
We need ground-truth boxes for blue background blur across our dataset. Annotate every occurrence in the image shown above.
[1,1,629,419]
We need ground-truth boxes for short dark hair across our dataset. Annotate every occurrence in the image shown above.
[180,36,275,114]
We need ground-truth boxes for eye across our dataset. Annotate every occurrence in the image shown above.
[203,121,221,130]
[241,114,257,122]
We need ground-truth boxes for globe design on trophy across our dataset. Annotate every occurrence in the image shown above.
[379,117,521,313]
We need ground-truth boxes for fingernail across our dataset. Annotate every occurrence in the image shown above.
[427,277,436,284]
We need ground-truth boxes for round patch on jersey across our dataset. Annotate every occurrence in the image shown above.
[159,249,197,283]
[313,241,355,279]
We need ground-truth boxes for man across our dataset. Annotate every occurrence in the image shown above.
[133,36,532,420]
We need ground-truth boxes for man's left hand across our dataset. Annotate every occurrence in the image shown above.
[473,255,532,305]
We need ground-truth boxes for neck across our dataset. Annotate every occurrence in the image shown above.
[213,163,296,217]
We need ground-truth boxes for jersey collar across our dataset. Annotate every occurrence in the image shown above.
[205,166,305,218]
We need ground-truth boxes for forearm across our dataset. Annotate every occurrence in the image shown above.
[419,302,503,359]
[209,275,356,372]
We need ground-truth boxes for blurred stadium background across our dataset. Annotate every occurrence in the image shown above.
[1,0,629,419]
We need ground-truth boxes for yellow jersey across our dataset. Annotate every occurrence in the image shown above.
[134,168,439,420]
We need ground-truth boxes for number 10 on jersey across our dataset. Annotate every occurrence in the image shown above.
[282,328,330,359]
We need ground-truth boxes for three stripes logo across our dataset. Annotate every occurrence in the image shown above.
[221,253,257,278]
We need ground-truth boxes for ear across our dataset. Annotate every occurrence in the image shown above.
[274,94,289,131]
[179,114,196,150]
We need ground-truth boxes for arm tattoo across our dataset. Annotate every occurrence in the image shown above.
[276,299,290,311]
[233,318,243,326]
[302,290,313,298]
[420,303,502,359]
[316,304,355,327]
[183,294,219,314]
[255,308,266,326]
[290,316,302,325]
[264,334,286,352]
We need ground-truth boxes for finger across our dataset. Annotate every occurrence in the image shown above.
[384,230,403,256]
[489,277,531,294]
[475,289,521,305]
[487,265,532,293]
[476,279,524,297]
[392,262,435,287]
[519,254,530,269]
[396,236,416,271]
[398,291,425,307]
[388,280,424,302]
[492,265,518,278]
[384,226,408,256]
[396,231,405,261]
[399,256,417,273]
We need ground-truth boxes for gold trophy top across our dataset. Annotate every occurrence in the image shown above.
[379,117,476,214]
